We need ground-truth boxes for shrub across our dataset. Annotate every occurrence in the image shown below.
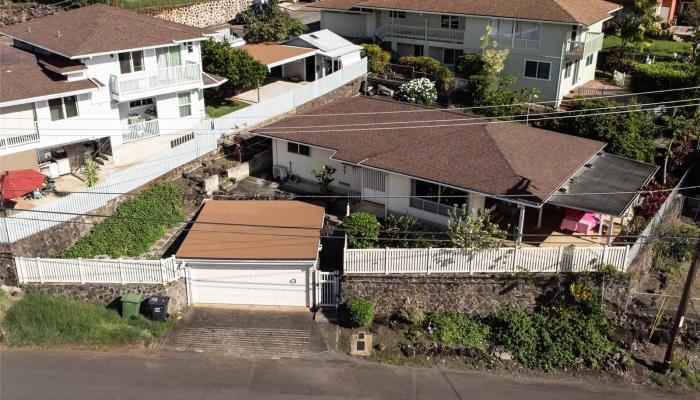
[455,53,486,78]
[345,298,374,327]
[394,78,437,105]
[425,312,490,350]
[342,212,380,249]
[312,165,336,195]
[634,179,669,219]
[488,308,538,363]
[81,156,100,188]
[398,56,442,77]
[629,62,700,99]
[381,214,438,248]
[396,296,425,325]
[654,220,700,263]
[362,43,391,74]
[59,182,184,258]
[598,47,634,73]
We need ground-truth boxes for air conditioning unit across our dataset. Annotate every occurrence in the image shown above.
[272,165,288,181]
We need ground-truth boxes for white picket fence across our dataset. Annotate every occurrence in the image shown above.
[344,245,629,275]
[0,59,368,244]
[15,256,182,284]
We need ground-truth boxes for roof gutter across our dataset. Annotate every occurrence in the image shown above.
[0,85,99,108]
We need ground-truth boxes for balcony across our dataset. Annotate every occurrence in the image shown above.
[0,123,40,149]
[564,32,604,61]
[109,63,201,101]
[122,119,160,143]
[376,24,463,44]
[489,35,540,50]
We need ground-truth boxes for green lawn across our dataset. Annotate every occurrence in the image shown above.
[205,99,249,118]
[3,292,175,347]
[602,35,693,59]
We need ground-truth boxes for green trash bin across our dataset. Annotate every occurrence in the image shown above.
[121,294,142,320]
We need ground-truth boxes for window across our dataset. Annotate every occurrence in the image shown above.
[564,61,572,79]
[48,96,79,121]
[185,42,194,53]
[413,44,424,57]
[118,51,144,74]
[178,92,191,117]
[491,19,540,41]
[586,54,594,66]
[524,60,551,80]
[287,142,311,156]
[491,19,514,38]
[389,10,406,19]
[156,46,182,68]
[129,98,154,108]
[410,179,469,216]
[440,15,459,29]
[443,48,464,65]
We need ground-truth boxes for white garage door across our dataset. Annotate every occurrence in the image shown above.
[188,264,310,307]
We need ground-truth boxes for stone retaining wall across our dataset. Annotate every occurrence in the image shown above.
[0,4,58,27]
[144,0,252,28]
[21,278,188,314]
[0,253,17,286]
[342,273,630,318]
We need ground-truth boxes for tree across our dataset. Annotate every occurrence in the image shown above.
[455,53,485,79]
[682,0,700,60]
[201,39,267,89]
[81,156,99,188]
[242,2,308,43]
[342,212,380,249]
[312,165,336,195]
[535,98,657,162]
[447,206,507,250]
[617,0,660,51]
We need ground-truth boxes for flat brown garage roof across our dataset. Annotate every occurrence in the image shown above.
[175,200,325,261]
[241,44,316,67]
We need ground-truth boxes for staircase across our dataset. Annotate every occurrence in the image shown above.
[94,152,113,167]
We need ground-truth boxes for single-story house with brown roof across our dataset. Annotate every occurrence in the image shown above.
[175,200,326,307]
[252,96,657,246]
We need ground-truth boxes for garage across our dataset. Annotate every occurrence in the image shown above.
[175,200,325,307]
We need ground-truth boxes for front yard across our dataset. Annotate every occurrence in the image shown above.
[602,35,693,60]
[205,98,249,118]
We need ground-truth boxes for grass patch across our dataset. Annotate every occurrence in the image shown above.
[205,98,249,118]
[3,292,174,347]
[649,358,700,390]
[602,35,692,59]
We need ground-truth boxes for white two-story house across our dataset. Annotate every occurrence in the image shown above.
[0,4,226,175]
[310,0,621,104]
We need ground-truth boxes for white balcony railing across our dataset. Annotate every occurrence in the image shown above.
[109,63,201,96]
[376,24,463,44]
[489,35,540,50]
[0,122,40,149]
[565,32,604,61]
[123,119,160,143]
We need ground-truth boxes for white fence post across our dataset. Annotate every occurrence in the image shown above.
[118,260,125,285]
[623,245,630,272]
[602,245,609,267]
[556,247,564,271]
[160,258,166,284]
[37,257,43,283]
[78,258,85,284]
[15,257,23,284]
[426,247,431,274]
[384,247,389,275]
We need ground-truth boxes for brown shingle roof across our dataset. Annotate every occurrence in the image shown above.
[0,44,100,105]
[175,200,325,260]
[253,96,606,204]
[0,4,205,58]
[310,0,621,25]
[241,44,316,67]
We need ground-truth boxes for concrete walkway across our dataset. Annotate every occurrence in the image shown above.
[1,349,693,400]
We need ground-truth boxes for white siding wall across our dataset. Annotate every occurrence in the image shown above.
[0,104,36,137]
[320,11,369,38]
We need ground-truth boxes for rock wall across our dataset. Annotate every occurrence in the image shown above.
[21,278,188,314]
[342,273,631,318]
[144,0,252,28]
[0,253,17,286]
[0,4,58,27]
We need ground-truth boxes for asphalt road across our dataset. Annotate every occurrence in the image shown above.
[1,349,694,400]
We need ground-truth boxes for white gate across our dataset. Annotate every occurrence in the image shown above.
[315,271,340,307]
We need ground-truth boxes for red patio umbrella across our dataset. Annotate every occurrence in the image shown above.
[0,169,46,200]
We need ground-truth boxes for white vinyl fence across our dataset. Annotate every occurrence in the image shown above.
[344,245,629,275]
[0,59,368,244]
[15,256,182,284]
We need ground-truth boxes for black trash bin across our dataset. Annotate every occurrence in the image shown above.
[145,296,169,321]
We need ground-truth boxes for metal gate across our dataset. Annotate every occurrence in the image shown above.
[315,271,340,307]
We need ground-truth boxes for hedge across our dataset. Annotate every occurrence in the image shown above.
[629,62,700,98]
[345,298,375,327]
[59,182,184,258]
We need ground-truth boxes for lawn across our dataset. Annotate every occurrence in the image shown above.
[2,292,175,347]
[205,98,249,118]
[602,35,693,59]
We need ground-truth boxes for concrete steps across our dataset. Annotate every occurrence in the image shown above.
[94,153,113,167]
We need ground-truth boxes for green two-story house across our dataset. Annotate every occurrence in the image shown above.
[310,0,621,104]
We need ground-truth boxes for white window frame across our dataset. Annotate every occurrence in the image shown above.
[129,98,154,109]
[178,92,192,117]
[440,15,460,30]
[389,10,406,19]
[523,60,551,81]
[585,54,594,66]
[118,50,145,74]
[564,61,572,79]
[48,95,79,121]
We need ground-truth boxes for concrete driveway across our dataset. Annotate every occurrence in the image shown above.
[161,306,328,359]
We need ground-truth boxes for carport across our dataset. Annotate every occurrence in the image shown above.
[546,152,658,243]
[176,200,325,307]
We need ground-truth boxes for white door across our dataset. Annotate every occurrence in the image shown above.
[188,264,310,306]
[362,168,386,205]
